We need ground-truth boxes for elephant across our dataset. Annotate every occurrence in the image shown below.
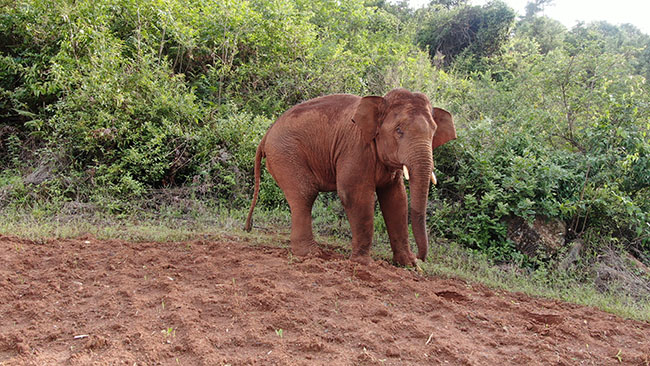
[245,88,456,266]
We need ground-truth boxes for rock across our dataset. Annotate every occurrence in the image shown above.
[506,216,566,257]
[595,249,650,298]
[558,239,583,271]
[23,163,52,185]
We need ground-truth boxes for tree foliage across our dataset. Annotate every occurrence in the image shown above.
[415,1,516,68]
[516,15,565,53]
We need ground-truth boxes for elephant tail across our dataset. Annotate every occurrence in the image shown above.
[245,137,265,232]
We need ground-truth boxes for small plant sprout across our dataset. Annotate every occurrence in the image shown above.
[161,300,165,310]
[615,349,622,363]
[415,293,420,298]
[162,327,175,337]
[275,329,283,338]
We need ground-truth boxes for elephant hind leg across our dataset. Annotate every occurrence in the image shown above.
[285,188,320,256]
[266,158,320,256]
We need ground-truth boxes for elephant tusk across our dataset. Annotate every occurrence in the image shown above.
[403,165,436,184]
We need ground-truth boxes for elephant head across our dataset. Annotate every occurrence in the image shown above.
[352,89,456,260]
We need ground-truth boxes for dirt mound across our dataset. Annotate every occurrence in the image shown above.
[1,234,648,365]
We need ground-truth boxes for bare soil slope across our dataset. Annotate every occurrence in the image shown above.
[1,234,648,365]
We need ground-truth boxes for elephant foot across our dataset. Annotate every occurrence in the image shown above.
[291,240,321,257]
[392,250,417,267]
[350,254,373,265]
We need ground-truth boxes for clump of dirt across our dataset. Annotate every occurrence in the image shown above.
[0,234,648,365]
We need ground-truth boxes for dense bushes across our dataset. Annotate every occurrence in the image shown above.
[427,35,650,261]
[1,0,648,266]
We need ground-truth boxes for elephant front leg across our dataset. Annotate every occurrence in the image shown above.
[337,185,376,265]
[377,179,417,266]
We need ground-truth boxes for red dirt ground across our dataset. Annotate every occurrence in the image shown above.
[1,234,648,365]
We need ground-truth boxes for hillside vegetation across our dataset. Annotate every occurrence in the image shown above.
[1,0,649,315]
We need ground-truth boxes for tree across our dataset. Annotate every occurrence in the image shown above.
[565,21,650,80]
[416,1,516,68]
[524,0,553,18]
[429,0,468,9]
[516,15,566,54]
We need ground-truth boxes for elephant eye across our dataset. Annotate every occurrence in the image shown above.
[396,126,404,137]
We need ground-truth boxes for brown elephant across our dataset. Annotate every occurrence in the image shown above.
[245,88,456,266]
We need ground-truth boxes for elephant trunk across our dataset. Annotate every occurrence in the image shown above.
[406,146,434,261]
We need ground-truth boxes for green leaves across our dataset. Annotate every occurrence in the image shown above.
[416,1,516,70]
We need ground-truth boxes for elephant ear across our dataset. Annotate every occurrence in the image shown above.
[432,107,457,149]
[352,96,386,144]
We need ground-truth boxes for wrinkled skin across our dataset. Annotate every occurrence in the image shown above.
[245,89,456,266]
